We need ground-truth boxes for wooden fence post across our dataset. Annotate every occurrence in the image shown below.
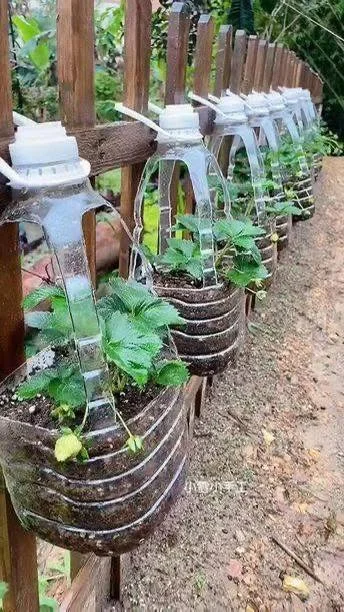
[193,14,214,98]
[242,35,258,95]
[57,0,97,284]
[230,30,247,95]
[0,2,39,611]
[262,43,276,92]
[253,38,268,93]
[119,0,152,278]
[271,43,284,91]
[57,0,98,586]
[214,25,232,97]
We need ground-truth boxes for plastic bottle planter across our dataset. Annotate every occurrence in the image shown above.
[282,88,321,185]
[194,93,279,281]
[118,103,246,377]
[0,360,187,555]
[0,122,188,555]
[156,282,244,376]
[265,91,312,241]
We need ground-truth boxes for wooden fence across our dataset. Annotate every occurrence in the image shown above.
[0,1,323,610]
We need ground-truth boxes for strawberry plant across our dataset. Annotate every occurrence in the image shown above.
[18,277,189,461]
[145,213,269,290]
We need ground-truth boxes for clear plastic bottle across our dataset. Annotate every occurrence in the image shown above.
[116,102,245,376]
[117,103,232,288]
[190,93,268,226]
[0,122,116,428]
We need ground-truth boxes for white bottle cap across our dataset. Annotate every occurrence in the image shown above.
[9,122,79,167]
[0,122,90,189]
[215,94,248,123]
[158,104,201,132]
[265,91,286,112]
[245,93,270,117]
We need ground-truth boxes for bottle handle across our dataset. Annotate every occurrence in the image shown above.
[115,103,171,139]
[188,92,227,117]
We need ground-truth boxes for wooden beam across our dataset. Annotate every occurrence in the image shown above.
[0,2,39,611]
[230,30,247,95]
[194,14,214,97]
[214,25,232,97]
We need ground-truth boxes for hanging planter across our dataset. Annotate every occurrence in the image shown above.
[0,356,187,555]
[117,104,268,377]
[155,281,244,376]
[0,123,190,555]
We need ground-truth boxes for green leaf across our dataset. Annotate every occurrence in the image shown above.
[185,259,203,280]
[30,42,50,71]
[0,582,8,601]
[227,258,269,288]
[49,374,86,408]
[104,312,161,386]
[13,15,40,42]
[54,433,82,463]
[23,285,65,311]
[17,369,55,400]
[166,238,196,259]
[155,360,190,387]
[126,435,143,454]
[25,311,55,330]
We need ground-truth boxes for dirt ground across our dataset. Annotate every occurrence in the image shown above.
[118,157,344,611]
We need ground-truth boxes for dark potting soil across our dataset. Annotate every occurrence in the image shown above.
[0,381,162,431]
[153,271,202,290]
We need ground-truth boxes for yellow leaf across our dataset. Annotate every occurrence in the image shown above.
[262,429,275,446]
[54,433,82,463]
[308,448,320,460]
[282,576,310,600]
[271,232,279,243]
[292,502,309,514]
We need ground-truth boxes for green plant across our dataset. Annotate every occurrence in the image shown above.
[257,0,344,142]
[159,238,203,280]
[18,278,189,461]
[0,582,8,611]
[145,213,269,289]
[228,0,255,33]
[38,575,59,612]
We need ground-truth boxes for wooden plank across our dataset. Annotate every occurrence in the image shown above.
[165,2,191,104]
[271,43,283,90]
[214,25,232,97]
[262,42,275,92]
[230,30,247,95]
[0,2,39,611]
[242,35,258,95]
[57,0,96,282]
[279,47,288,87]
[253,38,268,92]
[194,14,214,97]
[57,0,99,593]
[119,0,152,278]
[60,555,111,611]
[163,2,191,223]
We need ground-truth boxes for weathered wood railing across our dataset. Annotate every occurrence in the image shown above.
[0,0,323,609]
